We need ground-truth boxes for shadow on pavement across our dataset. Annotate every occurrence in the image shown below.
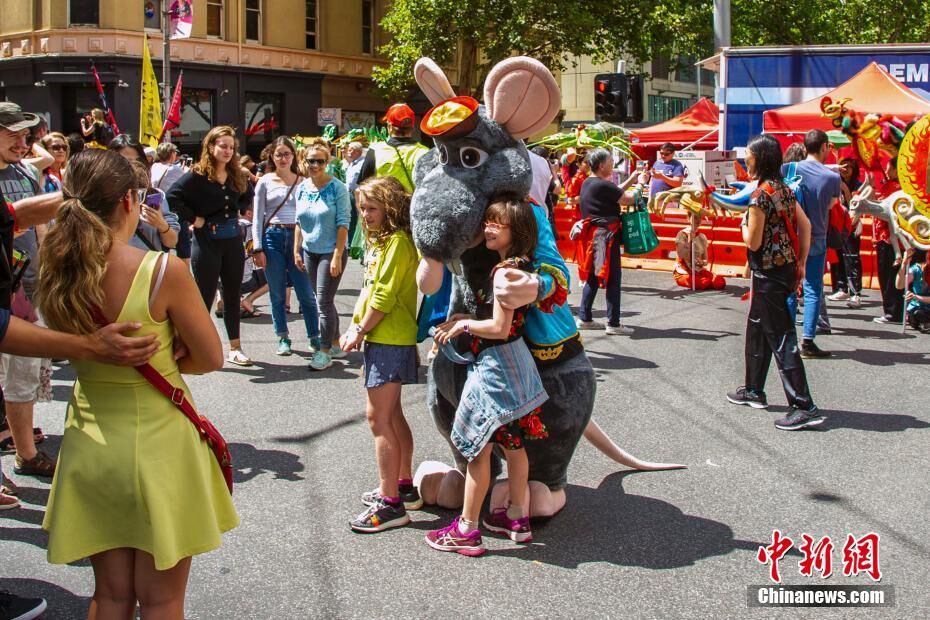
[217,358,361,383]
[828,348,929,366]
[584,350,659,371]
[493,471,763,569]
[230,442,306,483]
[820,409,930,433]
[270,414,366,445]
[0,578,89,620]
[628,325,740,342]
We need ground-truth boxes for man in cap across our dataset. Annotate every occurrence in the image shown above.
[357,103,429,192]
[0,101,56,479]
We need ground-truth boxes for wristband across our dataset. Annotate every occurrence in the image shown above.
[160,225,170,234]
[463,321,470,334]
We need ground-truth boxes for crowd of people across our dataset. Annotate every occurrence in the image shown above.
[0,90,926,619]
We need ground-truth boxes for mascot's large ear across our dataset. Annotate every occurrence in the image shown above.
[483,56,560,139]
[414,58,457,106]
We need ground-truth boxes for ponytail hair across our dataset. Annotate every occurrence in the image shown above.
[36,150,139,334]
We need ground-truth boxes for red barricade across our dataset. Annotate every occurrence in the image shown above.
[552,201,880,289]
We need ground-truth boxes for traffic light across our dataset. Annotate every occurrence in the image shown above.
[593,73,644,123]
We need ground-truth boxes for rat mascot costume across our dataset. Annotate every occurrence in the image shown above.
[411,57,684,517]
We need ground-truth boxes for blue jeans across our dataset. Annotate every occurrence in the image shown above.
[787,251,827,341]
[263,226,319,339]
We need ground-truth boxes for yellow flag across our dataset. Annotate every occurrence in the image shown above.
[139,36,163,149]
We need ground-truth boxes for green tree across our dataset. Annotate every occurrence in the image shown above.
[373,0,930,100]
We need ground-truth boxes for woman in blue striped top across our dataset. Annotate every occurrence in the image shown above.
[251,137,319,357]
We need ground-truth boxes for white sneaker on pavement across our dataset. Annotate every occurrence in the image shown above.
[605,324,634,336]
[827,290,849,301]
[575,318,603,330]
[846,295,861,308]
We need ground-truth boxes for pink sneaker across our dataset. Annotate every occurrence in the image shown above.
[425,517,486,556]
[482,507,533,542]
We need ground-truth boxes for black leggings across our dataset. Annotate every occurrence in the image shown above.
[875,241,904,321]
[191,231,244,341]
[745,266,814,410]
[829,233,862,295]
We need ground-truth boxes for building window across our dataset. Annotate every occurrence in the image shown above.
[651,57,671,80]
[174,88,215,146]
[362,0,374,55]
[306,0,318,49]
[144,1,162,30]
[676,56,696,84]
[207,0,224,38]
[648,95,691,122]
[69,0,99,25]
[245,92,283,157]
[246,0,261,42]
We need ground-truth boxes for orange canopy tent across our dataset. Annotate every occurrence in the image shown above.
[629,97,719,159]
[763,62,930,135]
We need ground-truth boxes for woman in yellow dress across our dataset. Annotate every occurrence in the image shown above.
[35,149,238,619]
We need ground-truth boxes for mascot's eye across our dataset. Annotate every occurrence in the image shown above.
[459,146,488,169]
[438,144,449,165]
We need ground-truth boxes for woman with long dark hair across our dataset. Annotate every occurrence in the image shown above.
[727,135,823,431]
[251,136,319,356]
[36,149,237,618]
[167,126,254,366]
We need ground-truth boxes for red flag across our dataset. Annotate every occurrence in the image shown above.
[91,63,121,135]
[160,71,184,141]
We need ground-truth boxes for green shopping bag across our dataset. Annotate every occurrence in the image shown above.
[620,189,659,255]
[349,220,367,260]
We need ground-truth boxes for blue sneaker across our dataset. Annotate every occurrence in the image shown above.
[276,337,292,356]
[330,344,347,359]
[309,350,333,371]
[309,337,322,353]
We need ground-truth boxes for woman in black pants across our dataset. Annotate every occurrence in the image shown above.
[167,126,254,366]
[727,135,823,431]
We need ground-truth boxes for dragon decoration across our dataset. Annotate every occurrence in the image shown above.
[529,122,634,157]
[647,100,930,256]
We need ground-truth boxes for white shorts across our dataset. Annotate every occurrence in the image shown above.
[0,353,43,403]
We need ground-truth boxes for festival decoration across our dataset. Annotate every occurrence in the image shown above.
[529,122,634,156]
[820,96,909,171]
[895,113,930,251]
[850,176,930,260]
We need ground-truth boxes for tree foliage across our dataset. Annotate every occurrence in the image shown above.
[372,0,930,101]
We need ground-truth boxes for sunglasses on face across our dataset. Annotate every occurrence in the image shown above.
[49,144,67,152]
[306,158,326,166]
[660,151,674,156]
[273,152,293,159]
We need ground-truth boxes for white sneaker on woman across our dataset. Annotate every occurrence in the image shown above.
[605,324,634,336]
[846,295,861,308]
[827,290,849,301]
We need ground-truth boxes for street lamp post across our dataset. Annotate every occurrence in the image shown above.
[162,1,172,143]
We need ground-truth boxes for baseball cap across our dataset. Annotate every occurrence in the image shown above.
[382,103,415,128]
[0,102,40,133]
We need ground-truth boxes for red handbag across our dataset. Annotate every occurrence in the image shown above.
[92,307,233,494]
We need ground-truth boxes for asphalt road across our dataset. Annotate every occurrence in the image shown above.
[2,262,928,619]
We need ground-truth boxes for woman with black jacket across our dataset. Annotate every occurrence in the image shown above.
[167,126,254,366]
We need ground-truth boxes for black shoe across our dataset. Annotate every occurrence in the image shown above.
[800,341,832,359]
[360,485,424,511]
[775,407,826,431]
[0,591,47,620]
[815,327,832,335]
[726,386,768,409]
[350,498,410,533]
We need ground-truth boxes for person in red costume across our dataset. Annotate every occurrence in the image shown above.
[673,212,725,290]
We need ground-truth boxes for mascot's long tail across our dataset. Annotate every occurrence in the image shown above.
[584,420,687,470]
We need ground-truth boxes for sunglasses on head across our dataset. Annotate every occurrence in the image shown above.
[306,158,326,166]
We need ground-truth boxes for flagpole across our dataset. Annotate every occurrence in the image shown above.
[162,2,172,143]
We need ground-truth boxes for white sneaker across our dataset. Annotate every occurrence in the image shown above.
[605,324,634,336]
[846,295,861,308]
[575,317,603,330]
[827,290,849,301]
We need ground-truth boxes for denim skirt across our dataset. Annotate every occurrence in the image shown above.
[363,342,418,388]
[449,338,548,461]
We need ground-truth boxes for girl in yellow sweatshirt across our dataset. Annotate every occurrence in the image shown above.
[340,176,420,533]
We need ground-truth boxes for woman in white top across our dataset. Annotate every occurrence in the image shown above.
[251,137,319,357]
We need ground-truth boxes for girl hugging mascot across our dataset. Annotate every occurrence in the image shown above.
[410,57,684,517]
